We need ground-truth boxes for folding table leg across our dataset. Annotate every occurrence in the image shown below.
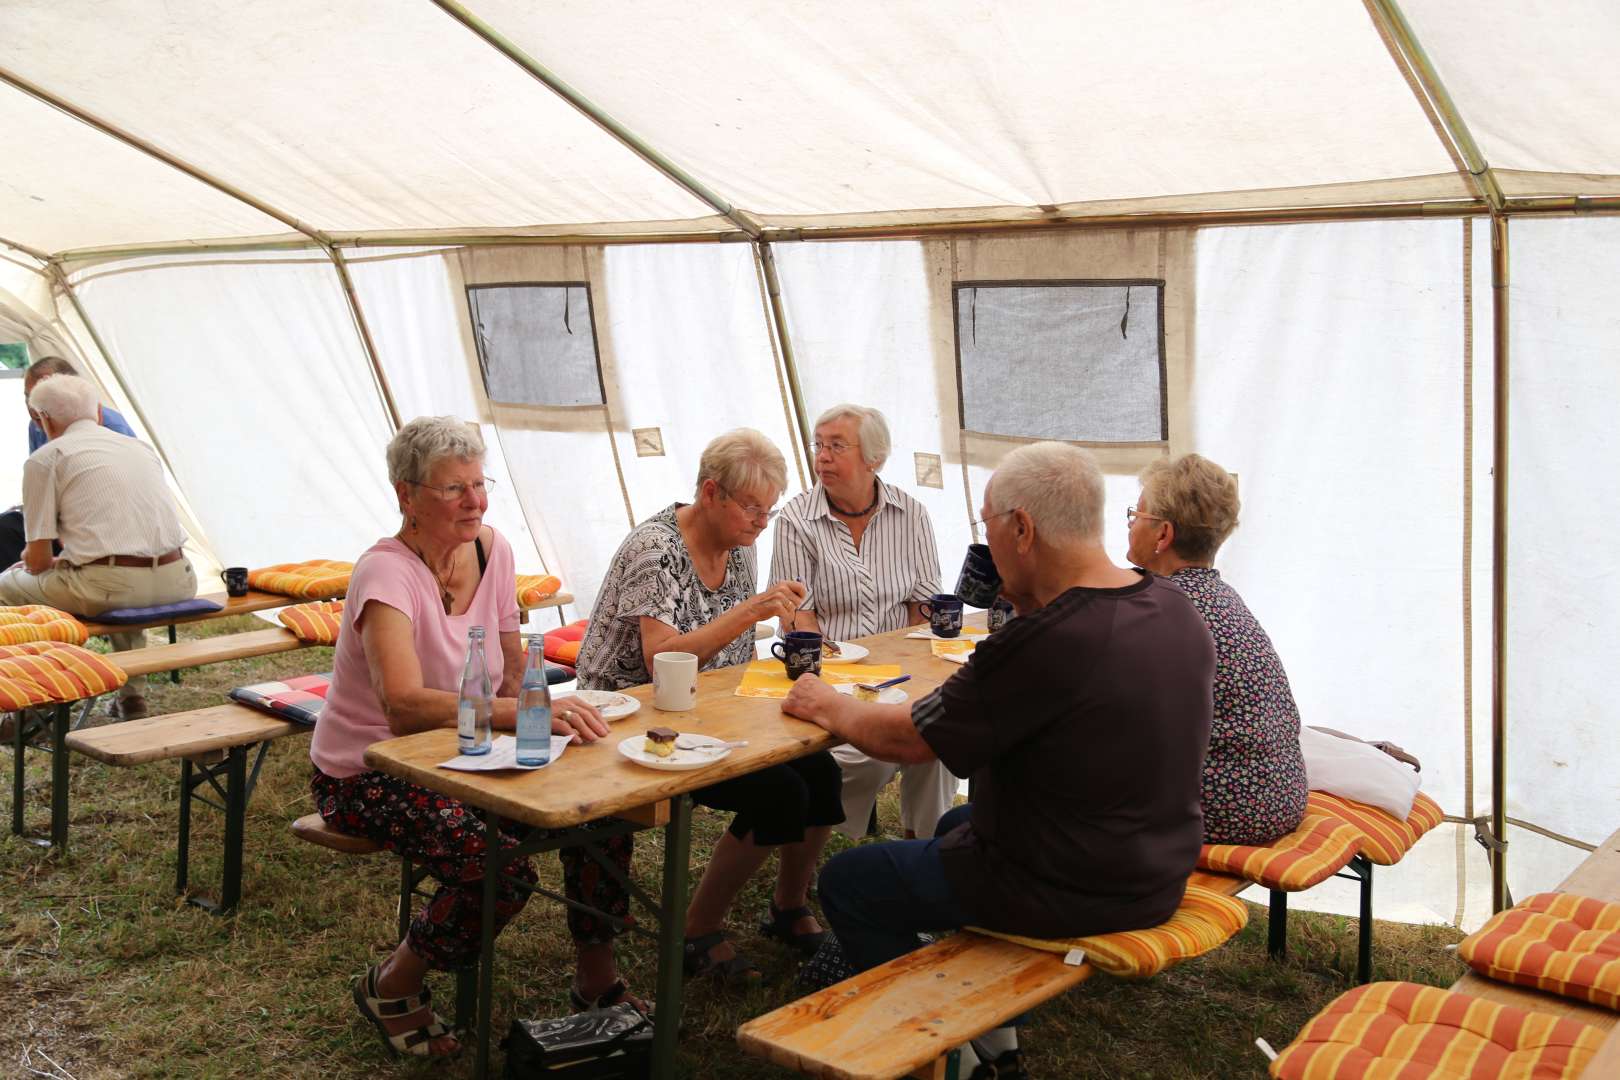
[218,746,247,913]
[176,758,193,896]
[474,810,502,1080]
[652,795,692,1080]
[50,703,69,852]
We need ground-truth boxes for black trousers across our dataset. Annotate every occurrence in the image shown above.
[693,750,845,846]
[0,508,25,569]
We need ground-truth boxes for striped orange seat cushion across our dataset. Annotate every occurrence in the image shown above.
[1458,892,1620,1011]
[0,642,128,710]
[1307,790,1445,866]
[279,600,344,645]
[969,883,1248,978]
[248,560,353,601]
[0,605,89,647]
[1199,813,1361,891]
[516,574,562,608]
[1269,981,1605,1079]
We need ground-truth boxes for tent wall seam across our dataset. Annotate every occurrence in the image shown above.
[0,64,402,434]
[1454,219,1474,930]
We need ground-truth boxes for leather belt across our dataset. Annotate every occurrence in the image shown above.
[81,549,185,569]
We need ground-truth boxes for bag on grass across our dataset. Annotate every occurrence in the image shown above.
[502,1002,652,1079]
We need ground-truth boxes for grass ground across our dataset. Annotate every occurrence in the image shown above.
[1,617,1468,1079]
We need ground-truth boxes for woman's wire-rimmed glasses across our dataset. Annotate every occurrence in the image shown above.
[718,485,781,523]
[412,476,498,502]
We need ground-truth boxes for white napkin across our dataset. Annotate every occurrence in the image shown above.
[439,734,573,772]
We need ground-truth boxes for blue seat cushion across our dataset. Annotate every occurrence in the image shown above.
[229,673,332,726]
[94,598,223,624]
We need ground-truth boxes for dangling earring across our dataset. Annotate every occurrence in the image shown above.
[408,514,418,533]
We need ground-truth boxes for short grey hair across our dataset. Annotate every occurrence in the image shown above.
[386,415,486,486]
[815,403,891,469]
[695,428,787,500]
[987,442,1106,545]
[29,374,100,428]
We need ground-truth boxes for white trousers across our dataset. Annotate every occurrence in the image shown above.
[831,744,959,840]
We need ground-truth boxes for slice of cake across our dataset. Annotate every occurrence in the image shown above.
[644,727,679,758]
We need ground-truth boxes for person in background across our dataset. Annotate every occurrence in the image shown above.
[0,356,136,568]
[577,428,843,985]
[1127,453,1308,846]
[783,442,1214,1080]
[310,416,635,1060]
[0,375,192,719]
[769,403,955,840]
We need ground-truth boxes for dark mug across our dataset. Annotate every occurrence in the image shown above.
[954,543,1002,609]
[221,566,249,597]
[917,593,965,638]
[987,597,1016,632]
[771,630,824,680]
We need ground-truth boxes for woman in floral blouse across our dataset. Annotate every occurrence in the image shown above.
[578,429,844,984]
[1126,453,1308,846]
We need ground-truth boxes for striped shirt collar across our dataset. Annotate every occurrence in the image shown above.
[808,478,893,521]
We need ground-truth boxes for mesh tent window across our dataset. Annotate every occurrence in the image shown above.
[467,283,606,407]
[953,280,1167,443]
[0,343,28,376]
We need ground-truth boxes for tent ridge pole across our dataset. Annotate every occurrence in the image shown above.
[1488,215,1509,913]
[755,243,812,472]
[425,0,761,238]
[0,234,55,267]
[327,246,402,431]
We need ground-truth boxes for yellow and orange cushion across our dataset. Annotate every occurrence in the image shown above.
[1199,812,1361,891]
[0,605,90,647]
[516,574,563,608]
[279,600,344,645]
[969,883,1248,979]
[248,560,353,601]
[1308,790,1445,866]
[0,642,128,710]
[1458,892,1620,1011]
[1269,981,1605,1079]
[544,620,588,666]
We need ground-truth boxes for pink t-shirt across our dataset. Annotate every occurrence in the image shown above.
[310,529,521,778]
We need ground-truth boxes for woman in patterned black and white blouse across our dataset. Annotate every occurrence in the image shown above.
[577,429,844,984]
[1126,453,1308,846]
[769,404,958,840]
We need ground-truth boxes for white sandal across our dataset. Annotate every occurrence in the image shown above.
[352,964,456,1058]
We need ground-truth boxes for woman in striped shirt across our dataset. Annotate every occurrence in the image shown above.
[770,404,958,840]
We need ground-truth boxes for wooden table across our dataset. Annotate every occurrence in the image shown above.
[362,621,962,1079]
[1450,825,1620,1077]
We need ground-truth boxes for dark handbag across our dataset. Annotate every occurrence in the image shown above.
[502,1002,652,1079]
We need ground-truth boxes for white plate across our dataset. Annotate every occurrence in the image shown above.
[820,641,869,663]
[617,732,733,771]
[565,689,641,721]
[834,683,909,705]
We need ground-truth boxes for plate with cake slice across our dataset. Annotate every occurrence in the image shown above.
[820,640,869,663]
[834,682,908,705]
[617,729,733,770]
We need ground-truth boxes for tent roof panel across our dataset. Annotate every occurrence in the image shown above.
[0,85,290,253]
[474,0,1463,219]
[0,0,714,242]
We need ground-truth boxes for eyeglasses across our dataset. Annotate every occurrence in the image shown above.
[970,507,1017,530]
[811,440,855,458]
[718,485,780,523]
[412,476,498,502]
[1125,507,1167,527]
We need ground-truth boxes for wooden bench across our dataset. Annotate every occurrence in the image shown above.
[1448,825,1620,1078]
[66,703,309,913]
[737,870,1250,1080]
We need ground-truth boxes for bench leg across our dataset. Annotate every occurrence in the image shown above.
[168,624,180,684]
[50,703,69,852]
[1268,889,1288,961]
[176,758,193,896]
[1355,857,1373,985]
[218,746,246,914]
[12,710,24,837]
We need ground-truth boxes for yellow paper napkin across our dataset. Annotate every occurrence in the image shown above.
[735,659,904,699]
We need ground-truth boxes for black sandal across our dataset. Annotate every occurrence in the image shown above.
[682,931,762,986]
[758,902,828,957]
[569,979,653,1016]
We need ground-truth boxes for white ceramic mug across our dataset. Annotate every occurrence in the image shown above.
[653,651,698,712]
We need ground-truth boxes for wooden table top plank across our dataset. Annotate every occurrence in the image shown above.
[66,702,303,765]
[81,590,297,636]
[113,627,308,678]
[363,622,964,830]
[1449,826,1620,1042]
[736,932,1091,1080]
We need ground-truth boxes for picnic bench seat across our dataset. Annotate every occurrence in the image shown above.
[67,703,309,913]
[79,589,294,637]
[737,872,1251,1080]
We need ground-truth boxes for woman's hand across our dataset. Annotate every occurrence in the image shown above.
[751,580,808,623]
[551,696,610,743]
[781,674,845,733]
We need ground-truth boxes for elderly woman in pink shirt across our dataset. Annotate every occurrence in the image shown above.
[309,416,634,1060]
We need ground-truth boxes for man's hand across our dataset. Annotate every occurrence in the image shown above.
[751,580,808,624]
[781,673,846,733]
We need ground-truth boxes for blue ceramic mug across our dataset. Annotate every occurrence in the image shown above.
[771,630,824,680]
[954,543,1002,609]
[918,593,965,638]
[987,596,1016,632]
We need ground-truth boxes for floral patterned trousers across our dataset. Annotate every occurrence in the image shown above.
[311,768,634,970]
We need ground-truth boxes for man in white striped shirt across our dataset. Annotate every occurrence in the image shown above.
[769,404,957,839]
[0,375,196,718]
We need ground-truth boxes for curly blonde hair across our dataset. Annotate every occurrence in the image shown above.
[1138,453,1240,563]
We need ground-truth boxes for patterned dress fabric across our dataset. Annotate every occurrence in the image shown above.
[1170,567,1309,846]
[576,504,757,692]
